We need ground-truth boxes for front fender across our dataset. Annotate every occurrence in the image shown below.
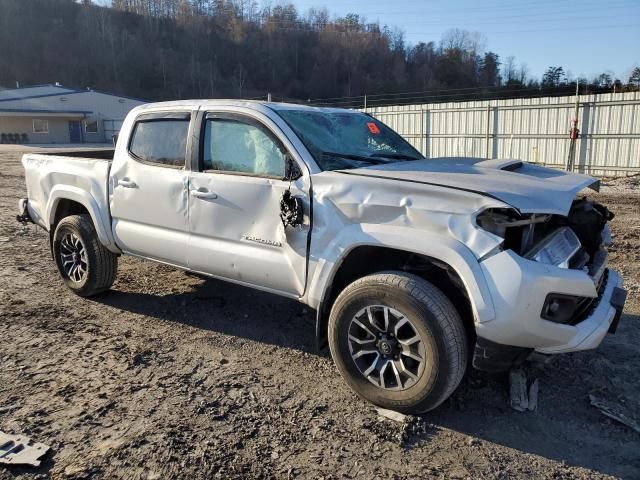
[46,185,120,253]
[305,223,495,324]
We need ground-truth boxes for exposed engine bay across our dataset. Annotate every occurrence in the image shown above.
[477,197,614,272]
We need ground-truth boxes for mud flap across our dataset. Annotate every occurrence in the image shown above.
[16,198,33,225]
[608,287,627,334]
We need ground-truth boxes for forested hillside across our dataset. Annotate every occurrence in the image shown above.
[0,0,636,106]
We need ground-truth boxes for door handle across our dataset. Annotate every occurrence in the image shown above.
[190,189,218,199]
[117,178,137,188]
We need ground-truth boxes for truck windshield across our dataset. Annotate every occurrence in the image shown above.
[275,109,423,170]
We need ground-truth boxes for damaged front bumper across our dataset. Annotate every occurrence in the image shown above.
[473,249,626,371]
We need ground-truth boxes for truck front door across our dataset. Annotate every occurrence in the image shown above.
[187,112,310,296]
[110,112,192,266]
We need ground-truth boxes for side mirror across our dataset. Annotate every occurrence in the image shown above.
[280,190,304,228]
[283,154,302,181]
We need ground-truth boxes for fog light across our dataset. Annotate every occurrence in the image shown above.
[541,294,581,324]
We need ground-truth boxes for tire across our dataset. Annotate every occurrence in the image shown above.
[328,271,467,413]
[53,214,117,297]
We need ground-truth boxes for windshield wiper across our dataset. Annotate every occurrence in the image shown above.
[322,151,389,165]
[369,152,422,160]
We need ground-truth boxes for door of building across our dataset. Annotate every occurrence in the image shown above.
[68,121,82,143]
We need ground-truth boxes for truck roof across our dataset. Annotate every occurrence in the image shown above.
[130,99,358,115]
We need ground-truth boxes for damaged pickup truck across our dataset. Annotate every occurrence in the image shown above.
[18,100,627,413]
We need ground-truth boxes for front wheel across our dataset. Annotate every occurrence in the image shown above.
[53,214,118,297]
[328,271,467,413]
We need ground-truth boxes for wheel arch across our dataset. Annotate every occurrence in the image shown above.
[46,186,119,253]
[310,230,496,351]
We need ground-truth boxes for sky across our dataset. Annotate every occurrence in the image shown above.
[291,0,640,81]
[93,0,640,81]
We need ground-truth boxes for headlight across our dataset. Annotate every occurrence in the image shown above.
[526,227,581,268]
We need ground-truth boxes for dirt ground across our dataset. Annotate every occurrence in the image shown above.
[1,146,639,479]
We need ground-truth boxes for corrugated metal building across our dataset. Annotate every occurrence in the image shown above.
[365,91,640,177]
[0,84,144,144]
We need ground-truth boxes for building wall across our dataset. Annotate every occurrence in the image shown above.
[0,86,145,142]
[0,116,70,144]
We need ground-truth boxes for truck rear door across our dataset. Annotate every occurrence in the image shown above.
[187,111,310,296]
[110,112,192,266]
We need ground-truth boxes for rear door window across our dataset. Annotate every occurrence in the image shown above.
[129,117,190,167]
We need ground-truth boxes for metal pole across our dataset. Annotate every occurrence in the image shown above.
[573,80,580,129]
[364,94,367,111]
[267,92,272,102]
[566,80,580,171]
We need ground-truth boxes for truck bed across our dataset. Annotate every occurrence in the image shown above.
[31,149,115,160]
[22,151,113,233]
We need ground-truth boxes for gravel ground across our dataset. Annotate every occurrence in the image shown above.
[1,147,639,479]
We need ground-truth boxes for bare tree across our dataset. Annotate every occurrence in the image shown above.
[440,28,485,56]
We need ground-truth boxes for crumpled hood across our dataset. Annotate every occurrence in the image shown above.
[338,157,599,216]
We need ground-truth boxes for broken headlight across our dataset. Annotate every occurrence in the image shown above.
[525,227,581,269]
[476,208,551,260]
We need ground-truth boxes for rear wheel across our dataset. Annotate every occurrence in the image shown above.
[328,271,467,413]
[53,214,117,297]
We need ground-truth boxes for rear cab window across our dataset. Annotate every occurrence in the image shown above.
[128,113,190,168]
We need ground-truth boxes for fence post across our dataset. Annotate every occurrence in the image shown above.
[423,110,430,158]
[578,102,591,174]
[492,106,499,159]
[485,105,491,159]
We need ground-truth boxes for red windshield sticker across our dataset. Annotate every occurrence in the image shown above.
[367,122,380,134]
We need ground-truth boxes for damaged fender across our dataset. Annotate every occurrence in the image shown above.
[303,171,510,348]
[306,223,497,324]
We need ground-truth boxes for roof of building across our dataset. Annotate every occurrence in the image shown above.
[0,83,146,103]
[0,108,93,115]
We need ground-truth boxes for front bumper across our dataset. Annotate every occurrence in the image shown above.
[474,249,626,366]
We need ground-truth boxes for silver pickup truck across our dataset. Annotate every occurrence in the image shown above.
[18,100,626,413]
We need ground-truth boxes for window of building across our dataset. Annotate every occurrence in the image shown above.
[202,117,286,178]
[32,119,49,134]
[128,119,189,168]
[84,120,98,133]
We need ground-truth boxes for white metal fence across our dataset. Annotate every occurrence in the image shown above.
[364,91,640,177]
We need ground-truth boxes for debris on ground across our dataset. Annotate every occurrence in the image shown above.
[0,431,50,467]
[509,369,539,412]
[0,404,19,414]
[376,407,408,423]
[589,393,640,434]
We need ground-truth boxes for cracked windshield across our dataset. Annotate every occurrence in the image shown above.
[276,110,423,170]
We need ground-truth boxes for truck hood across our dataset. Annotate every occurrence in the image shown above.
[338,157,599,216]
